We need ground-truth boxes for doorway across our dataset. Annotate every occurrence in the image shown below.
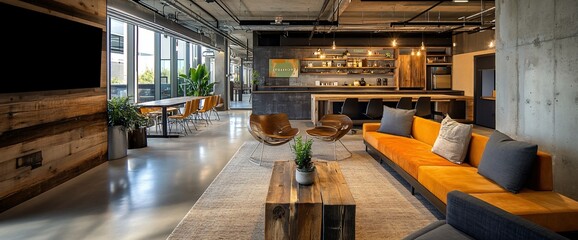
[474,54,496,129]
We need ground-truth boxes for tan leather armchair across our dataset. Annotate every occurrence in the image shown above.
[306,114,353,160]
[247,113,299,165]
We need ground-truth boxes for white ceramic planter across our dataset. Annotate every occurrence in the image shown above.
[295,169,315,185]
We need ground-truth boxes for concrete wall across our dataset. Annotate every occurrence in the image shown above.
[496,0,578,200]
[453,49,496,96]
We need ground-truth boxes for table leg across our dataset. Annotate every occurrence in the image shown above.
[162,107,168,137]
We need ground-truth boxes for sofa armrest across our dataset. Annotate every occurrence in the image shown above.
[363,123,380,132]
[446,190,568,240]
[362,123,381,140]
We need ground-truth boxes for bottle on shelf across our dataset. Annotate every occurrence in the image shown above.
[376,78,382,86]
[359,78,366,86]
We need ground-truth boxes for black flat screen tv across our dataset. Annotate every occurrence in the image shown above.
[0,2,103,94]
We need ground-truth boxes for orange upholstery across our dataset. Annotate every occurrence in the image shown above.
[528,151,553,191]
[410,116,441,146]
[418,166,508,203]
[362,116,578,232]
[377,136,463,178]
[471,192,578,232]
[362,123,381,140]
[466,133,489,167]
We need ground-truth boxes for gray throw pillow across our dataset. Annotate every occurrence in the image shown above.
[477,130,538,193]
[377,106,416,137]
[431,115,473,164]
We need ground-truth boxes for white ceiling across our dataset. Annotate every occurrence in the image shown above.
[136,0,495,58]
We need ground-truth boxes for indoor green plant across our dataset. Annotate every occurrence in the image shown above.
[251,70,260,91]
[179,64,215,96]
[291,135,315,185]
[107,96,148,159]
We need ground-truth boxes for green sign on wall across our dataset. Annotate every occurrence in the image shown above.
[269,59,299,77]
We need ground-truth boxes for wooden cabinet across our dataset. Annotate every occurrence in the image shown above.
[399,52,426,89]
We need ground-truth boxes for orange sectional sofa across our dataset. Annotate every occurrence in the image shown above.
[363,116,578,233]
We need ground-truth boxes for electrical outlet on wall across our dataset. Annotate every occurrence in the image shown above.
[16,151,43,170]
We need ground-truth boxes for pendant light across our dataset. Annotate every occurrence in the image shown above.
[368,32,373,56]
[392,39,397,47]
[420,32,426,51]
[332,32,336,50]
[411,49,415,56]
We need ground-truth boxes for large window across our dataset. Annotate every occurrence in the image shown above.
[160,35,172,99]
[109,19,127,98]
[107,17,224,103]
[137,27,155,102]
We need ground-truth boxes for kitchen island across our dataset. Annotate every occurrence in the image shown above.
[251,85,472,123]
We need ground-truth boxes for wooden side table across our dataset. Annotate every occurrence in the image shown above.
[265,160,356,240]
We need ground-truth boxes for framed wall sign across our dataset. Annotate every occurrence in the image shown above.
[269,59,299,77]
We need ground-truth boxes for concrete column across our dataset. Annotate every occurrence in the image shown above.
[214,48,228,110]
[496,0,578,200]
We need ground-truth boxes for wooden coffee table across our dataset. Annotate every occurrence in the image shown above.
[265,160,356,240]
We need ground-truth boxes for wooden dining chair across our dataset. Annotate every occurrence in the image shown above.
[211,95,224,120]
[139,107,162,133]
[197,96,213,126]
[168,100,196,135]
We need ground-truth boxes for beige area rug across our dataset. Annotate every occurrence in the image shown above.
[167,136,441,239]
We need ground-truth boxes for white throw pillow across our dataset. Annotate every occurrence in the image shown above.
[431,115,473,164]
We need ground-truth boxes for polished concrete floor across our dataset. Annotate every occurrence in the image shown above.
[0,110,256,240]
[229,93,252,109]
[0,110,493,240]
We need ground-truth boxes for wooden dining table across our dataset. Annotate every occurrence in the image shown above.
[137,96,206,138]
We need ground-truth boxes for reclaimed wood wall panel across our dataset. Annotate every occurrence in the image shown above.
[399,55,426,88]
[0,91,106,132]
[0,0,108,212]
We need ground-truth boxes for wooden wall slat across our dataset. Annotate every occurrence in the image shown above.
[0,0,108,212]
[0,122,106,165]
[0,140,107,197]
[0,94,106,132]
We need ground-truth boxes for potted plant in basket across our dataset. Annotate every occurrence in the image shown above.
[128,108,151,149]
[291,136,315,185]
[107,96,148,159]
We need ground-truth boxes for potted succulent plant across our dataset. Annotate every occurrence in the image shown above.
[291,136,315,185]
[107,96,148,159]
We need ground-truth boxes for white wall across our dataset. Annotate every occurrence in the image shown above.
[452,49,496,96]
[496,0,578,200]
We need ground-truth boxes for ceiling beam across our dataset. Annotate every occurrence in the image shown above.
[391,21,482,26]
[239,20,337,26]
[403,1,444,23]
